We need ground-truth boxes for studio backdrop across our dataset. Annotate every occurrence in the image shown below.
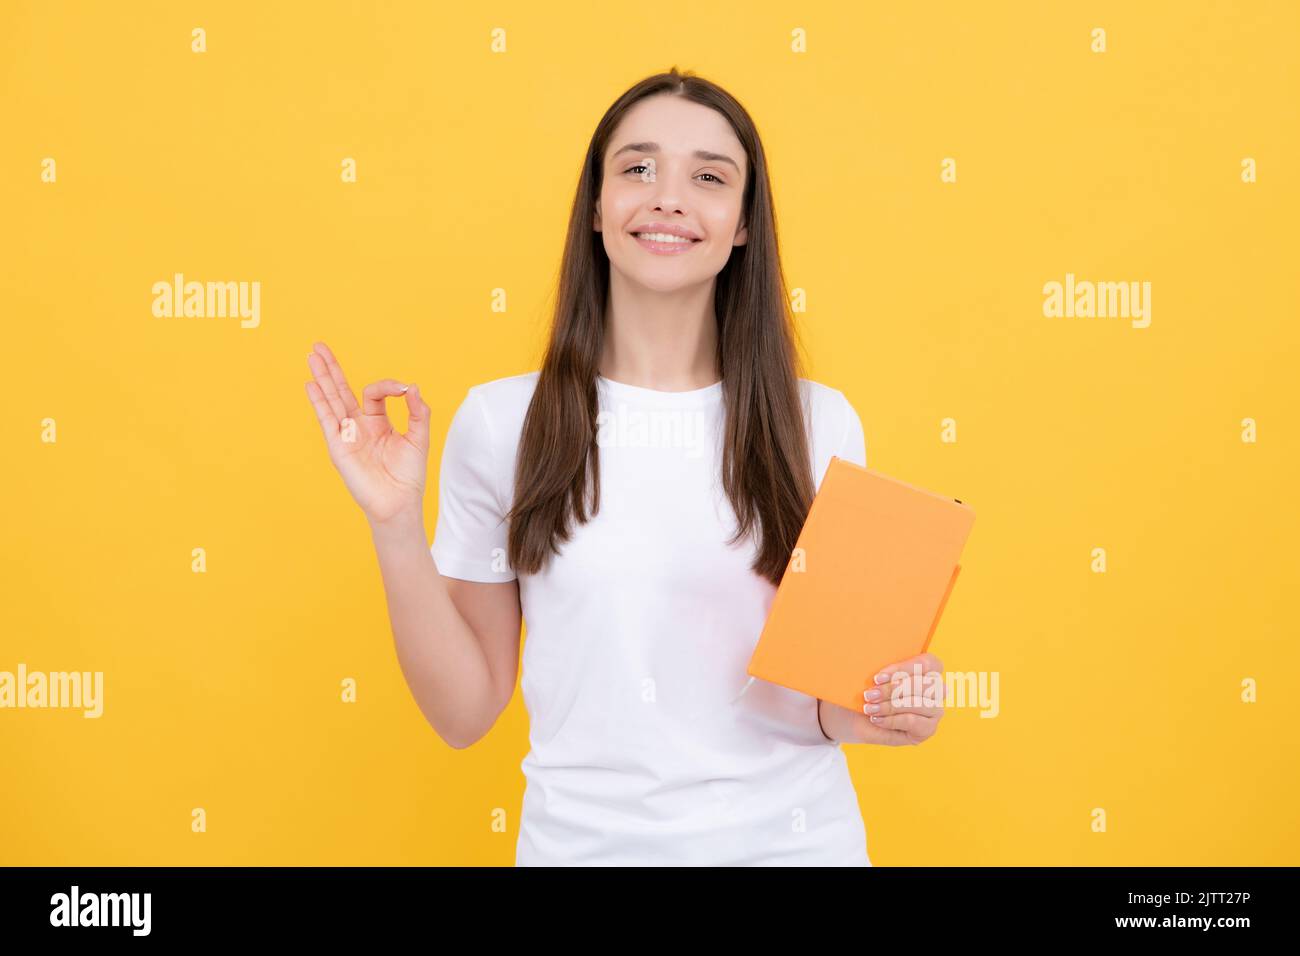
[1,0,1296,865]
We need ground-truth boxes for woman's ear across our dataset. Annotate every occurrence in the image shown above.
[734,218,747,246]
[593,199,601,233]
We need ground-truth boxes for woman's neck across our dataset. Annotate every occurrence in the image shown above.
[599,274,720,391]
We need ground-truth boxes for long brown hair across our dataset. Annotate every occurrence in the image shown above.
[506,67,815,586]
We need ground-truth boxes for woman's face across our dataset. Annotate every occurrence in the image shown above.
[595,94,749,293]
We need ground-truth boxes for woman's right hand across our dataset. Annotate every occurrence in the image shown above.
[304,341,431,527]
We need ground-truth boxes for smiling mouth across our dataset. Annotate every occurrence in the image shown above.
[631,232,702,254]
[632,232,701,243]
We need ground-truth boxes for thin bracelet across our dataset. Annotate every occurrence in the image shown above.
[815,698,834,742]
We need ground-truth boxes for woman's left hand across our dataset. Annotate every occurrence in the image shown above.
[817,652,945,746]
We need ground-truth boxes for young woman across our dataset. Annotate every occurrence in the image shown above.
[304,68,945,866]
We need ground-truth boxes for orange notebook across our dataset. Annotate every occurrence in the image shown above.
[747,456,976,713]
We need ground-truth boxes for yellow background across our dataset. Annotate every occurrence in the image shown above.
[2,0,1296,865]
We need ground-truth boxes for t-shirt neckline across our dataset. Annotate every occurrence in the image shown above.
[597,374,724,404]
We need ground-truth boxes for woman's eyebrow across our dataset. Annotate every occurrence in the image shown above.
[610,141,740,172]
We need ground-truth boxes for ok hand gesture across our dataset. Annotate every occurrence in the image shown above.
[304,341,430,526]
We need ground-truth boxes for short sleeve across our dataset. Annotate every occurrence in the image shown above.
[429,387,517,582]
[836,392,867,468]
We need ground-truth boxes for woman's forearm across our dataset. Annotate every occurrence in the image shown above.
[367,511,498,748]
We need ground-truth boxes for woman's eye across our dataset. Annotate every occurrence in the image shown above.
[623,165,724,185]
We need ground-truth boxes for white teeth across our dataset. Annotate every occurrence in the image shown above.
[635,232,696,243]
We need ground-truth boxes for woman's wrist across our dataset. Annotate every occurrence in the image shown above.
[367,508,429,557]
[367,504,426,539]
[815,698,835,742]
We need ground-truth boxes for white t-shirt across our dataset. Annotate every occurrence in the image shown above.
[430,370,872,866]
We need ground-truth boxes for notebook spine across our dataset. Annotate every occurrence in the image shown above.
[920,564,962,654]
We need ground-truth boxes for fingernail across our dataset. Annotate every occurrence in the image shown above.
[874,673,890,685]
[865,703,880,714]
[399,384,409,393]
[864,689,881,701]
[869,715,882,723]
